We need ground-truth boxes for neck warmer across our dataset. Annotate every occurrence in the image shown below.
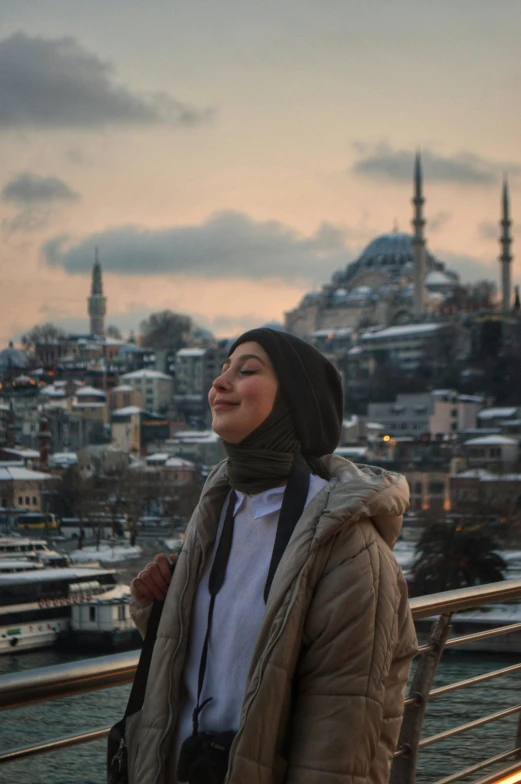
[224,395,300,494]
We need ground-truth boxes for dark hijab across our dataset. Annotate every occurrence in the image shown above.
[223,328,343,493]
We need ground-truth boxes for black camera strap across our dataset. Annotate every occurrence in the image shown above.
[191,453,310,735]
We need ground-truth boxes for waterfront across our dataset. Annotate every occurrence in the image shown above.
[2,647,521,783]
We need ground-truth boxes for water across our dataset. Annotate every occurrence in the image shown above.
[2,648,521,783]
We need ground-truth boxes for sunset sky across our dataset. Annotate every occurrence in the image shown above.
[1,0,520,345]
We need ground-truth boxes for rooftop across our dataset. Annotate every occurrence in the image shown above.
[464,435,518,446]
[176,348,206,357]
[0,466,55,482]
[477,407,518,420]
[121,369,173,381]
[76,386,106,398]
[360,323,441,341]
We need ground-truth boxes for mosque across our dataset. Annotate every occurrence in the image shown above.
[285,154,515,337]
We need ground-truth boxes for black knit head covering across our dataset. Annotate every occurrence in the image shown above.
[228,328,344,457]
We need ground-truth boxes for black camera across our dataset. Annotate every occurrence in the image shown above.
[177,730,236,784]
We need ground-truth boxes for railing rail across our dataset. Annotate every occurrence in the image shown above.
[3,577,521,783]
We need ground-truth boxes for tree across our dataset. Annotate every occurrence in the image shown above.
[139,310,192,351]
[412,521,507,596]
[51,467,97,550]
[21,323,66,352]
[106,325,122,339]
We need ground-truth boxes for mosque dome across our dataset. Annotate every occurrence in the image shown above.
[345,231,447,282]
[0,342,29,373]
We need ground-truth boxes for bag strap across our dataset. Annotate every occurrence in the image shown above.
[124,595,165,718]
[264,452,310,602]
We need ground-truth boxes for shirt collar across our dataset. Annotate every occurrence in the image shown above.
[235,485,286,520]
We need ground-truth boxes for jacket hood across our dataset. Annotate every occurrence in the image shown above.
[317,455,409,549]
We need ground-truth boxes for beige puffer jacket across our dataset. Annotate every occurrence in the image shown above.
[127,455,417,784]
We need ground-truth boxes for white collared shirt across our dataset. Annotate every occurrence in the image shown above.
[172,474,328,776]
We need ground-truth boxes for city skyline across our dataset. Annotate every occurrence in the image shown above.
[1,0,520,344]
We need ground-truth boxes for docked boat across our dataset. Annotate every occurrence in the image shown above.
[0,565,124,653]
[0,536,69,568]
[57,590,140,651]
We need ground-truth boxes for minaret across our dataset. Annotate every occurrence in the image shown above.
[88,248,107,336]
[412,152,427,318]
[499,177,513,312]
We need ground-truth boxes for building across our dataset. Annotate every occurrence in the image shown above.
[405,469,451,514]
[72,386,109,425]
[0,466,57,513]
[111,407,170,455]
[88,249,107,336]
[463,434,519,471]
[120,369,174,415]
[451,469,521,519]
[367,390,483,438]
[358,322,471,374]
[477,407,519,429]
[286,155,462,336]
[174,346,227,426]
[109,384,145,411]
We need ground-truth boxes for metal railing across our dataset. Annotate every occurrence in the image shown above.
[3,579,521,783]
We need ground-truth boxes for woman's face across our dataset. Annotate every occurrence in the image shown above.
[208,341,278,443]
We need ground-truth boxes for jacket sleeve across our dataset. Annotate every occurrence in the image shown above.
[284,527,417,784]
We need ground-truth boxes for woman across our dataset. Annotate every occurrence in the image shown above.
[128,327,417,784]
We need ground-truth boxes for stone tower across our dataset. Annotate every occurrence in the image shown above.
[88,248,107,336]
[499,177,513,312]
[412,152,427,318]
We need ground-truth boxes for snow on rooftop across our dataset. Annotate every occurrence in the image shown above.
[111,384,134,393]
[453,469,495,479]
[478,407,518,420]
[112,405,143,416]
[465,435,518,446]
[165,457,195,468]
[69,545,142,564]
[122,369,173,381]
[360,323,441,340]
[40,385,66,397]
[176,348,206,357]
[425,271,455,286]
[0,466,55,481]
[76,386,106,397]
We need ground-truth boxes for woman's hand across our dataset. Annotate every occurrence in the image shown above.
[130,553,178,604]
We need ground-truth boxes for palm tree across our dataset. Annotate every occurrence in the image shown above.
[412,521,507,596]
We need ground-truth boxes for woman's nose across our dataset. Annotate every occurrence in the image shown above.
[212,369,232,390]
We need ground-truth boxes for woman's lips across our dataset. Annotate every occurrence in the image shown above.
[213,400,239,410]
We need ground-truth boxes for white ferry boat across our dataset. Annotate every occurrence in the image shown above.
[0,536,69,568]
[0,566,123,653]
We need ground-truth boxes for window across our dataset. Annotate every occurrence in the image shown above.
[89,606,96,622]
[428,482,445,494]
[18,496,23,505]
[32,497,37,506]
[414,482,422,494]
[118,605,126,621]
[490,448,501,458]
[25,496,30,505]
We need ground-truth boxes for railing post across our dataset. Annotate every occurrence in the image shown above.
[390,613,453,784]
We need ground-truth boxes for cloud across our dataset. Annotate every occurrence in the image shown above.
[439,251,498,283]
[429,211,453,233]
[351,143,521,187]
[478,220,499,240]
[0,33,213,130]
[42,211,353,285]
[2,173,80,205]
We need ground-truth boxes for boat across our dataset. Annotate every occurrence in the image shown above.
[0,536,69,567]
[0,565,125,654]
[57,590,140,651]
